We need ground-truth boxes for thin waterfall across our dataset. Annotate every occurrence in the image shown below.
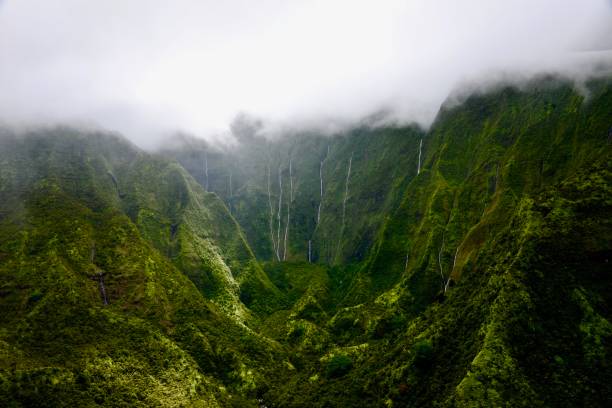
[283,158,293,261]
[276,165,283,261]
[438,232,456,294]
[289,157,293,202]
[417,139,423,175]
[229,170,233,197]
[438,232,445,289]
[317,160,323,225]
[267,163,276,256]
[316,145,330,226]
[444,247,459,293]
[283,201,290,260]
[204,151,209,191]
[336,153,353,260]
[312,145,330,262]
[341,154,353,228]
[308,240,312,263]
[228,169,233,214]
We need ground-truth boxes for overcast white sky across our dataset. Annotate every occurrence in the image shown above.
[0,0,611,146]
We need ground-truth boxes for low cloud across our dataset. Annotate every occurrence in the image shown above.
[0,0,611,147]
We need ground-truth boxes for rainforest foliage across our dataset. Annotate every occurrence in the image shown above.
[1,76,611,407]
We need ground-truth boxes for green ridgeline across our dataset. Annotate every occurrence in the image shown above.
[255,77,612,406]
[0,129,287,407]
[0,75,610,407]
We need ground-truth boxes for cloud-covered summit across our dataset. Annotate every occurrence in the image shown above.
[0,0,611,147]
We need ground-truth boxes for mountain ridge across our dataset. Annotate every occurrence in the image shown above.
[1,76,611,407]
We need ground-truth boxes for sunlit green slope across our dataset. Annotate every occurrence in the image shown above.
[0,129,286,407]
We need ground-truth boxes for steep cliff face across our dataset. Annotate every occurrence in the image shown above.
[347,78,612,305]
[258,77,612,407]
[0,76,610,407]
[164,125,425,265]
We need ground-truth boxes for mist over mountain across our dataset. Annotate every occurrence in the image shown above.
[1,2,612,408]
[1,0,611,146]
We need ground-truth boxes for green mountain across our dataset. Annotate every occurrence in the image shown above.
[1,76,611,407]
[0,130,286,407]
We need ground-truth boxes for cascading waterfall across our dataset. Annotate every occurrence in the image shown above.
[267,163,277,256]
[229,170,233,197]
[283,202,290,260]
[308,240,312,263]
[317,160,324,225]
[312,145,329,263]
[336,153,353,259]
[283,158,293,261]
[417,139,423,175]
[316,145,330,226]
[228,169,233,214]
[289,157,293,202]
[276,165,283,261]
[444,247,459,293]
[438,233,445,290]
[204,150,209,191]
[438,230,457,294]
[341,154,353,228]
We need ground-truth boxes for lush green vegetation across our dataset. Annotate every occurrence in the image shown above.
[1,76,611,406]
